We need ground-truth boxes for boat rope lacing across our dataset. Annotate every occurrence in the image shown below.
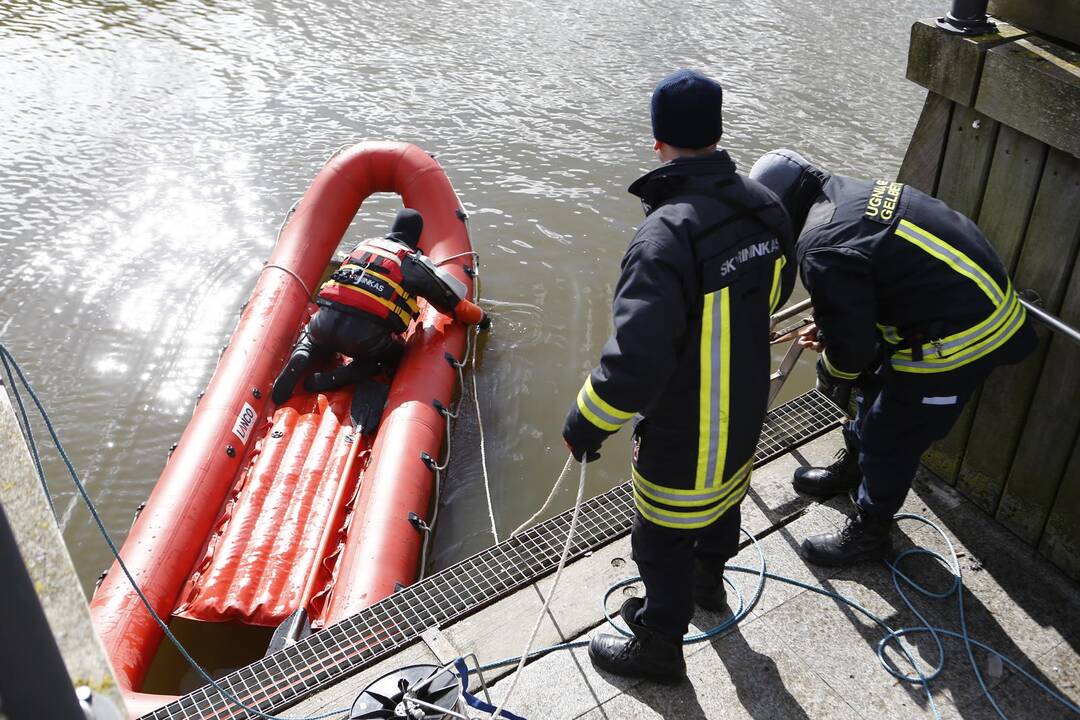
[261,264,313,300]
[4,342,1080,719]
[259,200,314,299]
[417,218,498,574]
[452,221,498,544]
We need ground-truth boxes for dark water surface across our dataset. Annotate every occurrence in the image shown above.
[0,0,938,589]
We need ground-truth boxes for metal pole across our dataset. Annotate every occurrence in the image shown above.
[937,0,996,34]
[0,503,85,720]
[1020,298,1080,347]
[769,297,813,329]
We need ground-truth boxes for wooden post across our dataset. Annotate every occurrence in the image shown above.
[1040,432,1080,580]
[901,16,1080,575]
[995,163,1080,543]
[897,92,953,195]
[918,104,999,484]
[956,149,1080,512]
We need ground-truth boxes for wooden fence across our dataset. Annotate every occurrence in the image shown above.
[898,18,1080,579]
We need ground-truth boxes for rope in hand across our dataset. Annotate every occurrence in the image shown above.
[490,455,583,719]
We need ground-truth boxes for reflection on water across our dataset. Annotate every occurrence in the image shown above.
[0,0,939,586]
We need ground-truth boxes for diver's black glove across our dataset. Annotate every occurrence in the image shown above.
[562,404,608,463]
[816,358,855,417]
[478,312,492,331]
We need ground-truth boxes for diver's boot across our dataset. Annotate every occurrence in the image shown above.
[693,560,728,613]
[272,335,319,405]
[800,509,893,567]
[272,354,309,405]
[792,448,862,497]
[588,597,685,684]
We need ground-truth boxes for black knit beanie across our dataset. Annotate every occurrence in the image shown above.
[651,69,724,150]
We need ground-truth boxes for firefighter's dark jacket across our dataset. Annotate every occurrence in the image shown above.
[564,151,796,530]
[798,174,1036,394]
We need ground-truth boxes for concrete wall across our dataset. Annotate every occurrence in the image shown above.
[0,383,126,712]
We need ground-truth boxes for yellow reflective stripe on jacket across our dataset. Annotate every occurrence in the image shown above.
[822,350,860,380]
[876,323,903,345]
[768,256,786,313]
[322,281,415,326]
[895,220,1004,305]
[339,263,420,313]
[891,294,1026,373]
[891,281,1018,362]
[633,459,750,508]
[696,288,732,490]
[634,465,751,530]
[575,376,634,433]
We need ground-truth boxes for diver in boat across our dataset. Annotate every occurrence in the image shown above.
[561,69,796,683]
[271,208,487,424]
[749,148,1036,567]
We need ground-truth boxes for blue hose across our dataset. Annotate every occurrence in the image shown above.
[474,516,1079,720]
[2,343,1078,719]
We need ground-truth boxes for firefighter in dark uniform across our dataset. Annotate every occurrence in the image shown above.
[271,208,487,418]
[749,149,1036,566]
[562,70,796,682]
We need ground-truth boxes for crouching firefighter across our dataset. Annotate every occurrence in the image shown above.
[271,208,488,431]
[562,70,795,683]
[750,149,1036,566]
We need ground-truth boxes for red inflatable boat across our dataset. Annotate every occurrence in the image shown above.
[90,142,476,716]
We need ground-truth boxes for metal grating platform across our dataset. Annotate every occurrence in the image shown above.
[143,390,843,719]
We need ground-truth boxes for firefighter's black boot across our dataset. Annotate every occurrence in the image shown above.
[693,559,728,613]
[792,447,862,497]
[800,509,893,567]
[588,597,685,683]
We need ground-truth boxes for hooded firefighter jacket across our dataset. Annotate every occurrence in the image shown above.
[564,152,796,530]
[797,174,1036,394]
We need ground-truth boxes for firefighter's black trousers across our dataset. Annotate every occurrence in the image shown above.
[631,504,741,638]
[845,371,985,520]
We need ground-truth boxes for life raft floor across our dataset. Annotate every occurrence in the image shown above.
[174,386,366,628]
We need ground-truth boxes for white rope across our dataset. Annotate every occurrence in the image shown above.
[436,250,481,266]
[491,455,584,720]
[511,454,572,537]
[260,200,310,298]
[473,318,498,543]
[458,213,499,544]
[260,264,312,299]
[419,318,473,578]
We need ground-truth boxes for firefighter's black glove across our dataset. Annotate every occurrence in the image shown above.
[562,405,608,463]
[816,359,855,416]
